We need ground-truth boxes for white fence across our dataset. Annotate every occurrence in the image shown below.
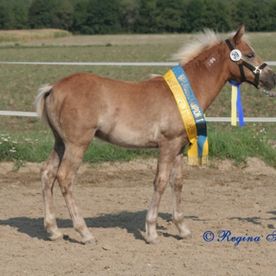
[0,61,275,66]
[1,111,275,123]
[0,61,275,123]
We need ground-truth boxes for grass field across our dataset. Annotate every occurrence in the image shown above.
[0,31,275,166]
[0,29,71,43]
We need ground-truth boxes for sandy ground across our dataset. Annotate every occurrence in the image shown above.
[0,158,276,276]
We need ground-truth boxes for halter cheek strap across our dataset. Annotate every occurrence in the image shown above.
[225,39,267,88]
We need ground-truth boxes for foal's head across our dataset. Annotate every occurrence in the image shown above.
[226,25,276,90]
[174,25,275,92]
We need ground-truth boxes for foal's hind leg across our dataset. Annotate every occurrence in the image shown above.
[41,141,64,240]
[170,154,191,238]
[57,142,95,244]
[145,139,183,243]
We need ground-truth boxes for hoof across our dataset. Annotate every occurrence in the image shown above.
[179,228,192,239]
[81,236,97,245]
[145,235,159,244]
[174,221,192,239]
[49,231,64,241]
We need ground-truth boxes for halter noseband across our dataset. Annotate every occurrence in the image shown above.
[225,39,267,88]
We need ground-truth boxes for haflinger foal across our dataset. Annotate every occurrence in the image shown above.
[35,25,275,244]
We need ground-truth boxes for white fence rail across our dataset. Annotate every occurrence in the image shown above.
[0,111,37,117]
[0,61,275,66]
[0,111,275,123]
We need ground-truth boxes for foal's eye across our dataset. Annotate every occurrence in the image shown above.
[246,52,255,59]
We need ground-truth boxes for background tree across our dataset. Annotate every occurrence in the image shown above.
[51,0,74,30]
[0,0,31,29]
[155,0,184,32]
[12,3,30,29]
[71,0,90,33]
[201,0,232,32]
[29,0,53,28]
[0,2,13,29]
[185,0,207,32]
[84,0,121,34]
[119,0,139,33]
[0,0,275,33]
[244,0,273,31]
[269,0,276,31]
[29,0,73,30]
[134,0,157,33]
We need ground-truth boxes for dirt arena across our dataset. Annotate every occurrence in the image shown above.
[0,158,276,275]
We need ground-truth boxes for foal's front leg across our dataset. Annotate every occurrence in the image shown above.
[145,141,182,243]
[170,154,191,238]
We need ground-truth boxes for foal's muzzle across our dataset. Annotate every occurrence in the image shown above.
[260,69,276,91]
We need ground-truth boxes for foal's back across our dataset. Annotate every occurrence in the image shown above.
[46,72,184,148]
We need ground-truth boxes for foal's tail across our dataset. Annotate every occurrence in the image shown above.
[35,84,53,122]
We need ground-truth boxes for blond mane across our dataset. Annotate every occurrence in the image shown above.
[172,29,222,65]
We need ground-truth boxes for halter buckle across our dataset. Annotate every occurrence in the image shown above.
[253,67,262,75]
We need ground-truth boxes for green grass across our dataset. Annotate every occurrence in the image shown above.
[208,124,276,167]
[0,130,157,164]
[0,32,275,166]
[0,124,275,167]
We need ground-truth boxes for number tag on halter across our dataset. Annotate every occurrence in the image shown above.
[230,49,242,62]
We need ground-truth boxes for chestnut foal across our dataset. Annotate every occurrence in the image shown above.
[36,25,275,244]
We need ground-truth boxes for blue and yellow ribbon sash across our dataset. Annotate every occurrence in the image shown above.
[163,65,208,166]
[230,80,245,127]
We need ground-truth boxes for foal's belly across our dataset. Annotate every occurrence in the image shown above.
[96,123,160,148]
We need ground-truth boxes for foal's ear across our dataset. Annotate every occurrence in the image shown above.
[233,24,245,44]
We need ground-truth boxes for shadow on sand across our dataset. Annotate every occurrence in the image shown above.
[2,211,274,243]
[0,211,206,243]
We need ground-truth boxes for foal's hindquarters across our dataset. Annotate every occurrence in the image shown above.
[38,73,191,244]
[41,95,96,244]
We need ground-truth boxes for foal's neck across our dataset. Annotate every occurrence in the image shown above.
[183,42,229,112]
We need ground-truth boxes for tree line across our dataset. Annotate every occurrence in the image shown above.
[0,0,275,33]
